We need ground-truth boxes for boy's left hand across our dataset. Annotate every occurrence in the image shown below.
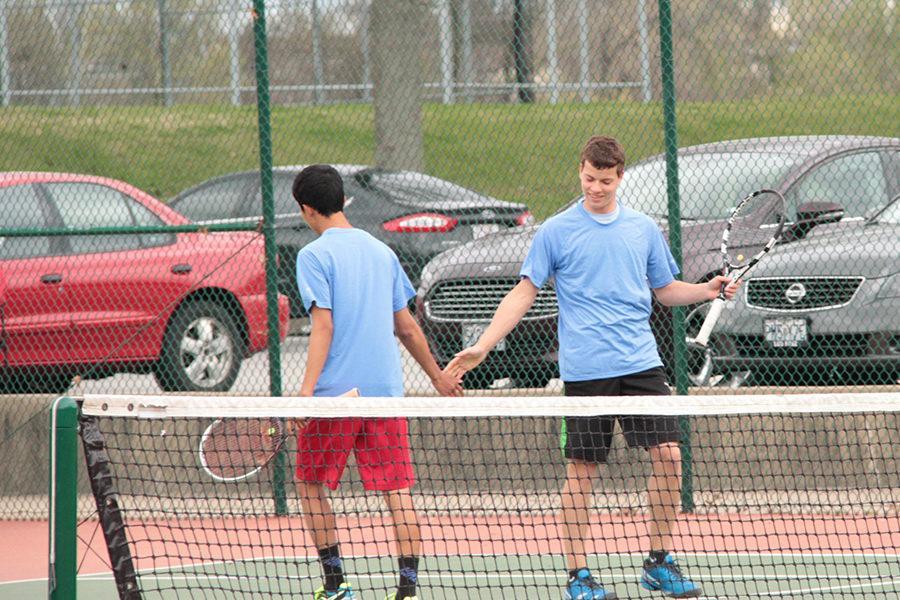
[431,370,463,397]
[285,418,309,435]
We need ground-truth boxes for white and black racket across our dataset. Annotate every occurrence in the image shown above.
[199,417,286,482]
[198,387,360,482]
[694,189,786,347]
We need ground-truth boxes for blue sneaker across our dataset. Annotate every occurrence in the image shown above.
[313,582,354,599]
[564,568,618,600]
[640,555,702,598]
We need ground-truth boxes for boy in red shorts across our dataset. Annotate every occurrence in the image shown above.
[291,165,462,600]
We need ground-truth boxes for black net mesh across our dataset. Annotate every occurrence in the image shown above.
[68,393,900,599]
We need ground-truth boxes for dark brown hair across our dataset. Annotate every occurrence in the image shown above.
[580,136,626,175]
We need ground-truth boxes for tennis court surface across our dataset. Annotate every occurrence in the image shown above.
[21,392,900,599]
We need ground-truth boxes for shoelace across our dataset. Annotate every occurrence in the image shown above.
[660,560,687,580]
[578,574,605,589]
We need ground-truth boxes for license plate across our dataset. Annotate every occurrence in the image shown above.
[462,322,506,351]
[764,318,807,348]
[472,224,502,239]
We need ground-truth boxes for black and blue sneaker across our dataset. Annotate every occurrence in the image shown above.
[564,568,618,600]
[313,582,354,600]
[640,555,702,598]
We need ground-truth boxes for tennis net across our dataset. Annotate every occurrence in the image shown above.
[50,392,900,599]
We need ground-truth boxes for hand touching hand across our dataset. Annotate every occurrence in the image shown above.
[431,370,463,397]
[445,345,489,379]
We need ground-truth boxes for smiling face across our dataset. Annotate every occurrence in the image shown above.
[579,161,623,215]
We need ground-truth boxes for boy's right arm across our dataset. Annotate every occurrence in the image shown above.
[298,305,333,397]
[287,305,333,434]
[393,308,462,396]
[445,278,539,378]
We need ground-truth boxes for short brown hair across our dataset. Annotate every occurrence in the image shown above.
[580,136,626,175]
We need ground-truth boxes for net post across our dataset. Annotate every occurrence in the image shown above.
[49,396,79,600]
[656,0,695,512]
[251,0,288,516]
[80,414,141,599]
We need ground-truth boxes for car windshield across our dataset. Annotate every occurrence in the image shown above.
[593,152,802,220]
[358,170,497,207]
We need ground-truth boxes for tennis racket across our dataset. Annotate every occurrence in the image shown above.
[199,387,360,482]
[694,189,786,347]
[199,417,286,482]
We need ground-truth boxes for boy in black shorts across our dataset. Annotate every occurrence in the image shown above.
[447,136,740,599]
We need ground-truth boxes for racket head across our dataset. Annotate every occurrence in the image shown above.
[199,417,285,482]
[722,189,786,270]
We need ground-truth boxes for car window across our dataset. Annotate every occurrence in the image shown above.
[615,152,801,220]
[44,183,142,255]
[273,174,298,215]
[0,184,52,259]
[174,177,250,221]
[786,151,888,219]
[361,171,494,207]
[130,196,175,249]
[886,150,900,198]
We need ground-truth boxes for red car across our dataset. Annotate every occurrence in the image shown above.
[0,172,289,393]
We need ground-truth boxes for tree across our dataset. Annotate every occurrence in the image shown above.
[371,0,425,171]
[510,0,533,103]
[5,3,68,105]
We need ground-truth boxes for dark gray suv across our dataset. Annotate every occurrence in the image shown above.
[415,136,900,388]
[705,193,900,386]
[171,165,532,317]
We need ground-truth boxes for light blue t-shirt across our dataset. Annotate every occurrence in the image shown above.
[520,200,680,381]
[296,228,415,397]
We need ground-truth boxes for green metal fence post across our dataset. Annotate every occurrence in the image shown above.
[657,0,694,512]
[251,0,287,515]
[49,396,79,600]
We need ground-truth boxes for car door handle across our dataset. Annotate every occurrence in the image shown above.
[40,274,63,284]
[171,264,192,274]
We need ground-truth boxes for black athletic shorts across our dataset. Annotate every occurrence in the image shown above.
[561,366,681,463]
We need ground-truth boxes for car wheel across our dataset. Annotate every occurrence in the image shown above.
[510,370,555,389]
[0,368,71,394]
[461,366,498,390]
[154,300,242,392]
[684,303,752,388]
[685,302,722,386]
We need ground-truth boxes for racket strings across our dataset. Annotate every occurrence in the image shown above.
[203,418,283,479]
[726,191,785,267]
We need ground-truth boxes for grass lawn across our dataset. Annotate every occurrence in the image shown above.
[1,95,897,219]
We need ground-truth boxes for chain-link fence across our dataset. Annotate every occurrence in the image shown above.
[1,0,898,530]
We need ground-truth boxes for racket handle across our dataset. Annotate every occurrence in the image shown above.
[694,297,726,347]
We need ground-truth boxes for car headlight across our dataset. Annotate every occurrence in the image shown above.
[418,262,437,296]
[875,272,900,300]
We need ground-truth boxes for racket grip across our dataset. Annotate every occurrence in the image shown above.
[694,298,726,347]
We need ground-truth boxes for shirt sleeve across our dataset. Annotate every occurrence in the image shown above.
[647,224,681,288]
[296,250,333,311]
[391,254,416,312]
[519,224,556,288]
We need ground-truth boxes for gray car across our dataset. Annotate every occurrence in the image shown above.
[703,194,900,386]
[415,135,900,388]
[170,165,533,317]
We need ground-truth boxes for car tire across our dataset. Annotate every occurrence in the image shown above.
[510,371,555,389]
[0,367,71,394]
[461,366,497,390]
[685,302,720,386]
[154,300,242,392]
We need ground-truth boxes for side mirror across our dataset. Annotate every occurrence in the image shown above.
[783,201,844,242]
